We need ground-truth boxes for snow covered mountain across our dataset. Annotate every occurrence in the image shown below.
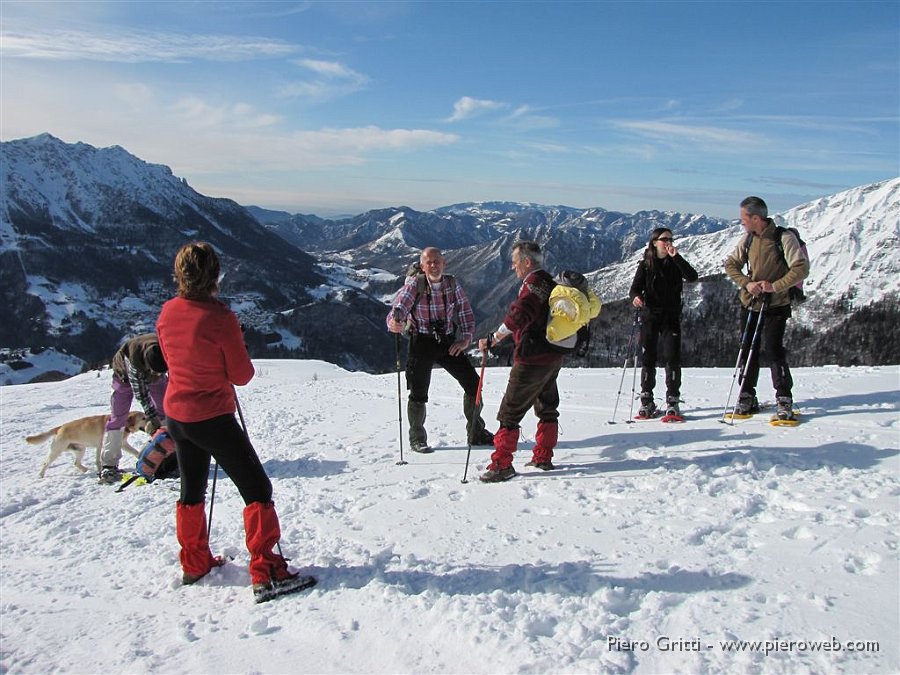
[251,200,730,279]
[0,134,397,380]
[593,178,900,309]
[589,178,900,367]
[251,200,734,349]
[1,133,897,383]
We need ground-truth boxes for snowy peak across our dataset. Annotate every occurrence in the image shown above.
[1,134,332,376]
[592,176,900,329]
[778,178,899,307]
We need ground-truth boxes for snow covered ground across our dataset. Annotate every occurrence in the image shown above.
[1,360,898,674]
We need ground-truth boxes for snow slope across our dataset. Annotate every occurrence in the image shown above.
[1,361,898,674]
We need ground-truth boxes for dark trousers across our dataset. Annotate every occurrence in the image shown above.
[639,312,682,398]
[739,304,793,399]
[406,333,480,402]
[167,414,272,506]
[496,362,562,428]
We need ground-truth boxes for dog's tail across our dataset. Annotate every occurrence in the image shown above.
[25,428,59,445]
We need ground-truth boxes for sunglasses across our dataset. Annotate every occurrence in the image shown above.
[655,237,674,243]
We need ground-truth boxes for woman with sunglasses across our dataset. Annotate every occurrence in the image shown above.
[628,227,698,419]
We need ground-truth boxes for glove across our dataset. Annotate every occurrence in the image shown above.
[145,417,162,436]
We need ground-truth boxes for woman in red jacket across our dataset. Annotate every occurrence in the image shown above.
[157,241,315,603]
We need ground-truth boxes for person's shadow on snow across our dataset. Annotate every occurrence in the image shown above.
[552,439,894,476]
[261,457,348,478]
[306,554,752,600]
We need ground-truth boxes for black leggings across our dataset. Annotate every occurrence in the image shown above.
[639,312,682,397]
[166,414,272,506]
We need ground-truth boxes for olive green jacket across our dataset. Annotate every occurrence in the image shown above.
[723,219,809,310]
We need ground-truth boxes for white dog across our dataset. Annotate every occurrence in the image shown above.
[26,411,148,478]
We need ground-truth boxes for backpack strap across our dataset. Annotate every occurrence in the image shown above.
[409,273,456,332]
[774,226,786,261]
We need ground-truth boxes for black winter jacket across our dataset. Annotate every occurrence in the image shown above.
[629,254,698,317]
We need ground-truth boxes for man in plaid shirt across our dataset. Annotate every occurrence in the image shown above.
[387,247,494,453]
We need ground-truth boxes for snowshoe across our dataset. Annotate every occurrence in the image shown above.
[635,403,659,420]
[253,573,317,604]
[661,397,683,422]
[635,393,657,420]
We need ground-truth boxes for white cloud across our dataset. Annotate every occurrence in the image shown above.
[503,105,559,131]
[0,28,296,62]
[1,67,457,176]
[296,58,362,80]
[446,96,506,122]
[614,120,764,148]
[280,58,369,100]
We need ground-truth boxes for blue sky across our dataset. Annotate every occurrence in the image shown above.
[1,0,897,218]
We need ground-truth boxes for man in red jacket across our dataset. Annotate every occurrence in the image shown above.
[478,241,563,483]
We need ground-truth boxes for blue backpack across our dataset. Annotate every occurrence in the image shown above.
[134,429,178,481]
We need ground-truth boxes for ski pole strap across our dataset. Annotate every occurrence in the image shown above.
[115,474,142,493]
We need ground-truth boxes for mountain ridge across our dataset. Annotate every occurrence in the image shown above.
[1,133,897,382]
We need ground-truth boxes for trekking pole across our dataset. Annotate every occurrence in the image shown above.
[720,301,756,423]
[461,343,489,484]
[392,310,407,466]
[233,388,284,558]
[626,312,643,424]
[610,309,641,424]
[721,294,769,424]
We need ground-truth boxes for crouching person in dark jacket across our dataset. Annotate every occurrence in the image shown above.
[98,333,168,484]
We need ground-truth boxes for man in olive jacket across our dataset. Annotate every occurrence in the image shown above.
[724,196,809,421]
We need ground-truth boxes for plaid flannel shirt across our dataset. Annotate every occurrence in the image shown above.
[387,276,475,343]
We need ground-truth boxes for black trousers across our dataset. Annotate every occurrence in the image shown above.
[167,414,272,506]
[406,333,480,402]
[739,304,793,399]
[640,311,682,398]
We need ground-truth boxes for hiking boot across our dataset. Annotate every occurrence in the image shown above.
[253,573,318,604]
[182,556,226,585]
[479,465,516,483]
[734,393,760,416]
[470,429,495,446]
[98,466,122,485]
[410,441,433,454]
[776,396,795,421]
[525,460,556,471]
[636,399,657,419]
[665,396,680,417]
